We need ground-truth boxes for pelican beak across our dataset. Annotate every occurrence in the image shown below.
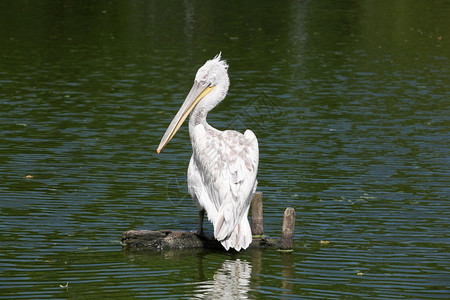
[157,81,215,153]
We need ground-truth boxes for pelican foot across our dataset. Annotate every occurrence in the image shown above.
[195,229,204,237]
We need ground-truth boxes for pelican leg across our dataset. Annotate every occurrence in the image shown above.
[196,209,205,236]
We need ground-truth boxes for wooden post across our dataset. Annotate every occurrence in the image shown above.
[280,207,295,250]
[251,192,264,236]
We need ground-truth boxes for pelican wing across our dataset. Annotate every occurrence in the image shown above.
[190,124,259,242]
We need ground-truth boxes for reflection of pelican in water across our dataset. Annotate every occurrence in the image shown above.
[193,259,252,299]
[157,53,259,251]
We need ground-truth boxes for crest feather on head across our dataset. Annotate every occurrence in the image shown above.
[210,52,228,70]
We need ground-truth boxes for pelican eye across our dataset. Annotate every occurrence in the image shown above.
[199,79,211,87]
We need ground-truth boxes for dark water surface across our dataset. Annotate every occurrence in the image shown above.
[1,0,449,299]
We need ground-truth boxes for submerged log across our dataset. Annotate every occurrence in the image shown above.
[121,229,279,251]
[121,193,295,251]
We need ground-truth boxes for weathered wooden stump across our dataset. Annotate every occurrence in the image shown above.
[251,192,264,236]
[280,207,295,251]
[121,193,295,251]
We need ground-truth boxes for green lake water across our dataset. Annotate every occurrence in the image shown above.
[1,0,449,298]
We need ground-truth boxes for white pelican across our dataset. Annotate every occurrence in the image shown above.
[157,53,259,251]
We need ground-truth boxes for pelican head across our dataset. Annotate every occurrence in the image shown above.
[157,53,229,153]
